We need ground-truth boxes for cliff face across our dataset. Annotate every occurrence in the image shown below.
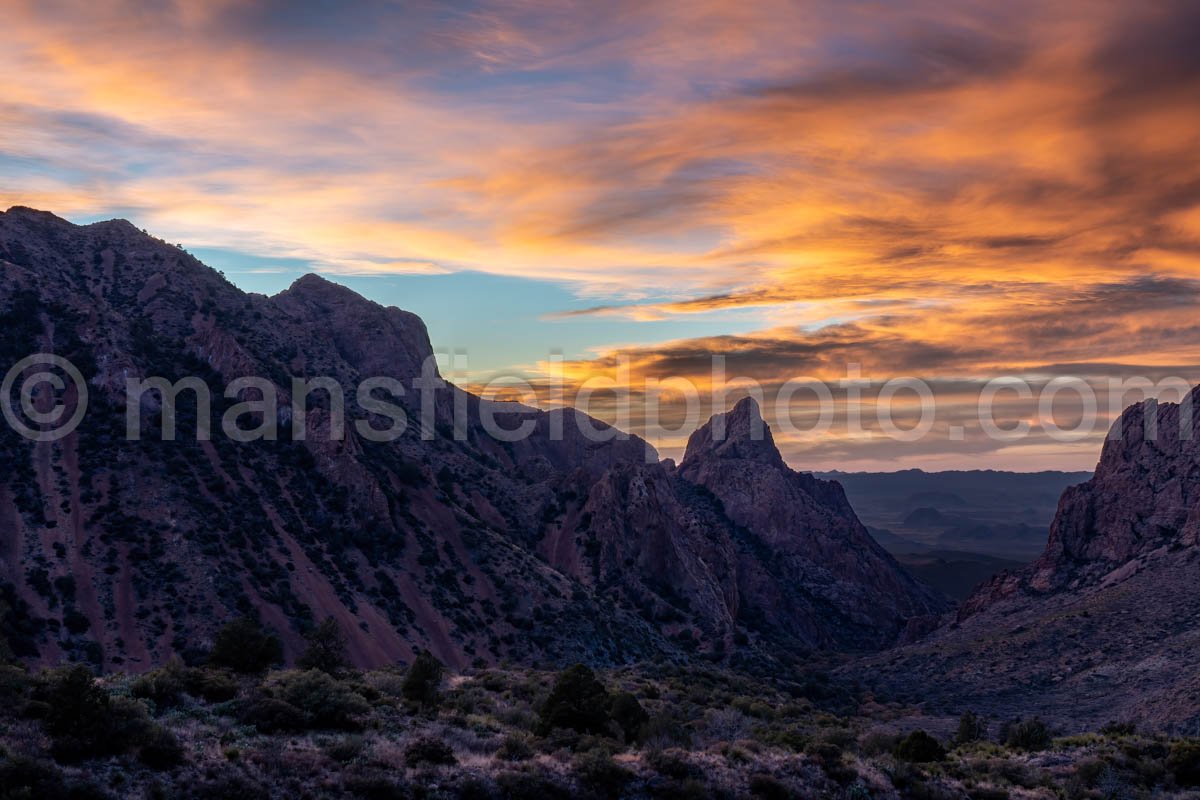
[854,391,1200,731]
[1033,393,1200,580]
[960,390,1200,616]
[0,207,943,671]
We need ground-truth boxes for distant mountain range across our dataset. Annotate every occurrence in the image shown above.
[818,469,1093,599]
[819,469,1093,560]
[0,207,945,673]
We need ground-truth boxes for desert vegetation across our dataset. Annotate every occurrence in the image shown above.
[2,621,1200,799]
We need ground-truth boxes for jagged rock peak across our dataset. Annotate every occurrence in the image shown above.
[683,396,783,466]
[271,272,436,380]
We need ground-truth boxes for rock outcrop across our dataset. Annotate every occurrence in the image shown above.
[678,398,950,650]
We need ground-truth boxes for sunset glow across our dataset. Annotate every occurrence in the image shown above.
[3,0,1198,468]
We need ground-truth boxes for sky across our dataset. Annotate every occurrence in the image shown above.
[2,0,1199,470]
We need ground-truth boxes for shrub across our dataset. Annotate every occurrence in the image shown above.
[757,724,808,752]
[297,618,350,675]
[0,664,31,709]
[0,755,111,799]
[496,769,572,799]
[131,657,189,708]
[538,664,612,736]
[325,735,367,764]
[208,618,282,674]
[268,669,370,730]
[704,708,750,743]
[401,650,444,708]
[403,736,457,767]
[1001,717,1051,752]
[134,664,238,705]
[969,789,1010,800]
[189,770,269,800]
[845,783,872,800]
[748,773,791,800]
[859,731,899,757]
[574,750,633,799]
[611,691,649,743]
[188,668,239,702]
[955,710,987,745]
[893,730,946,763]
[139,725,186,770]
[343,765,409,799]
[458,777,497,800]
[806,740,857,784]
[646,748,699,780]
[239,697,306,733]
[1100,720,1136,737]
[0,756,69,799]
[33,665,153,762]
[496,732,535,762]
[35,665,108,742]
[1168,741,1200,787]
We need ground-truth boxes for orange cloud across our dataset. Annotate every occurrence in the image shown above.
[3,0,1199,468]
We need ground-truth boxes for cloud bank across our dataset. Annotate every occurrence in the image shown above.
[3,0,1199,468]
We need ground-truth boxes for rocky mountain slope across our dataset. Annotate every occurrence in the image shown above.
[851,391,1200,731]
[677,399,946,650]
[0,207,946,672]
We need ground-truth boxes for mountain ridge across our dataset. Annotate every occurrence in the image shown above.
[0,207,945,672]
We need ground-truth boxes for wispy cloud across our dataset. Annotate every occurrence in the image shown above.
[2,0,1199,467]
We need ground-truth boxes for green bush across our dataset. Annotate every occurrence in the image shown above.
[0,664,31,710]
[1168,741,1200,787]
[458,777,497,800]
[496,732,535,762]
[646,748,700,780]
[188,668,239,702]
[266,670,370,730]
[893,730,946,763]
[401,650,444,708]
[139,725,186,770]
[969,789,1010,800]
[748,773,791,800]
[611,691,650,743]
[208,618,282,674]
[859,731,899,757]
[538,664,612,736]
[495,769,572,799]
[0,755,109,800]
[239,697,306,733]
[403,736,457,767]
[573,750,633,799]
[955,710,987,745]
[1001,717,1051,752]
[343,765,409,799]
[133,659,239,708]
[32,665,153,762]
[324,735,367,764]
[297,618,350,675]
[1100,720,1136,737]
[131,657,190,708]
